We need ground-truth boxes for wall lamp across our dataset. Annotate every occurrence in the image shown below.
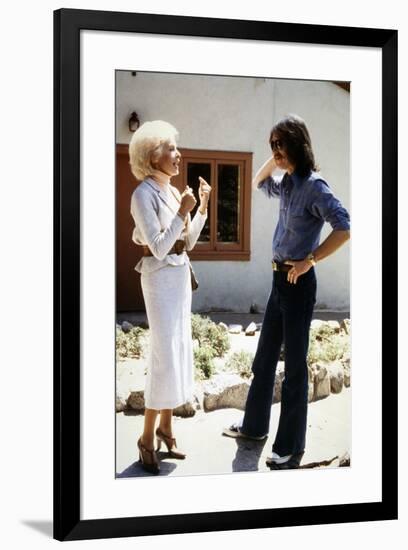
[128,111,140,132]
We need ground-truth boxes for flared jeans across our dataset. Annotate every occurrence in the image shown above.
[242,267,317,456]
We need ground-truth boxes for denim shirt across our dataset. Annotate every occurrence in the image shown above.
[258,171,350,262]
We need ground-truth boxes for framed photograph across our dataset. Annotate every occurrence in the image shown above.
[54,8,397,541]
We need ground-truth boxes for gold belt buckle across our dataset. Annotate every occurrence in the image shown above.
[175,240,185,255]
[272,260,278,271]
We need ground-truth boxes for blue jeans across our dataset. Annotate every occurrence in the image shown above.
[242,268,316,456]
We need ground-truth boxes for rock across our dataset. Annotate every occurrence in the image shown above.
[173,397,200,417]
[218,322,229,332]
[126,390,145,412]
[327,320,341,333]
[201,373,250,411]
[308,381,315,403]
[272,362,285,403]
[228,324,243,334]
[340,318,350,335]
[312,362,331,400]
[341,352,351,387]
[245,322,257,336]
[341,352,351,368]
[193,385,204,410]
[121,321,133,333]
[339,452,351,467]
[125,390,199,417]
[308,366,315,402]
[249,302,260,314]
[344,366,351,387]
[116,375,133,412]
[138,321,149,330]
[327,360,344,393]
[116,393,127,412]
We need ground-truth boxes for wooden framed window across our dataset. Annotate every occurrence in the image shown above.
[174,149,252,261]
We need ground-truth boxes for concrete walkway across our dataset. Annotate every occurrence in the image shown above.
[116,388,351,478]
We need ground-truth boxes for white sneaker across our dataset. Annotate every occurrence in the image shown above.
[266,452,293,465]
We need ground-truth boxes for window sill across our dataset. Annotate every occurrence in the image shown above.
[189,250,250,261]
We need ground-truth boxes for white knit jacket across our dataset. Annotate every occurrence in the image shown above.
[130,177,207,273]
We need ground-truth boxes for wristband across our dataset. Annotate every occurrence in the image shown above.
[306,253,317,267]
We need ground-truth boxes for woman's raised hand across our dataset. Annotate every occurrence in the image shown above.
[179,186,197,217]
[198,176,211,203]
[198,177,212,208]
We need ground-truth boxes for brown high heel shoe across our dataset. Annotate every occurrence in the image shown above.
[137,437,160,474]
[156,427,186,459]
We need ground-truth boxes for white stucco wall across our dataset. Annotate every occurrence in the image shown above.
[116,71,350,312]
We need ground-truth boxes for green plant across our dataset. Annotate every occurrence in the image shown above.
[307,325,349,366]
[194,345,215,379]
[225,350,255,378]
[191,314,230,358]
[116,326,146,360]
[310,323,337,341]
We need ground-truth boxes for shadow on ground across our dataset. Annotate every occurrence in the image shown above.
[117,455,178,478]
[231,437,268,472]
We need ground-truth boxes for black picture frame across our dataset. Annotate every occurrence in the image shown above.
[54,8,398,541]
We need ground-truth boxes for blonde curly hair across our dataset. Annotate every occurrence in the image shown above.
[128,120,179,181]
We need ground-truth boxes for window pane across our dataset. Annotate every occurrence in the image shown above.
[217,164,240,243]
[187,162,211,242]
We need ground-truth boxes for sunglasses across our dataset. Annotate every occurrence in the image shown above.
[270,139,284,151]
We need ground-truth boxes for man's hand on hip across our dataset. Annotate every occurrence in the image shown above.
[284,260,312,284]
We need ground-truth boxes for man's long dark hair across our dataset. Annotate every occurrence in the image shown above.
[269,114,318,177]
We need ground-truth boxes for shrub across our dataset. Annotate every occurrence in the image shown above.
[191,314,230,358]
[307,324,350,366]
[194,345,215,379]
[225,350,255,378]
[311,323,337,341]
[116,326,146,360]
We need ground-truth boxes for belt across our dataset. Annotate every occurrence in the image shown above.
[142,239,186,257]
[272,260,293,272]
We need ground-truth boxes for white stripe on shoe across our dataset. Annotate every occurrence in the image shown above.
[266,452,293,465]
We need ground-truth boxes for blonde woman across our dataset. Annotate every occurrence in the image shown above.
[129,120,211,474]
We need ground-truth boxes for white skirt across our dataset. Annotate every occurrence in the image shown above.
[141,263,193,410]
